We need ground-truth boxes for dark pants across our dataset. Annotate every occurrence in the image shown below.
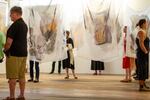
[29,60,40,80]
[51,61,61,73]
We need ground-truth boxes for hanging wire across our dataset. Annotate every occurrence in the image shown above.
[105,0,112,22]
[87,6,94,23]
[43,0,53,13]
[81,0,87,29]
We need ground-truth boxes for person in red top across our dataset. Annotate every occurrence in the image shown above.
[120,26,131,83]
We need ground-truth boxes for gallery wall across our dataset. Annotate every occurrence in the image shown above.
[0,0,150,74]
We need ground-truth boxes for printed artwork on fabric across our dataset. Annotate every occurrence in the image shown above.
[0,1,7,33]
[40,14,57,54]
[28,6,58,60]
[93,11,112,45]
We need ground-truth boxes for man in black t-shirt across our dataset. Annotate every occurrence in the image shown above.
[3,6,27,100]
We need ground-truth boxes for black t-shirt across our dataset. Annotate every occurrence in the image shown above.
[7,18,28,57]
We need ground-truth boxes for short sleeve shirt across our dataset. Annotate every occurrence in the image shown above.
[7,18,28,57]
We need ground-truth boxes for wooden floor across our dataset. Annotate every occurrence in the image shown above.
[0,74,150,100]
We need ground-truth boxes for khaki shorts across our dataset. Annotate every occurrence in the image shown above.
[6,56,27,79]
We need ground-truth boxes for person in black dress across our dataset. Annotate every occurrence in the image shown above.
[91,60,104,75]
[136,19,149,91]
[63,31,78,79]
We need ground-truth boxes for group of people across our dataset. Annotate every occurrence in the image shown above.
[121,19,149,91]
[49,60,105,75]
[0,6,78,100]
[0,6,149,100]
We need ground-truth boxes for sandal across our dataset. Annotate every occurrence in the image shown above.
[93,73,97,75]
[128,79,132,82]
[3,97,15,100]
[120,79,129,83]
[74,77,78,79]
[16,96,25,100]
[64,76,69,79]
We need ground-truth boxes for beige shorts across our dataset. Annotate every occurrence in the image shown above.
[6,56,27,79]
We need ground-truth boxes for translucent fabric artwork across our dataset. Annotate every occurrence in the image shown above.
[24,4,67,62]
[76,0,124,61]
[93,11,112,45]
[18,0,150,62]
[0,1,7,33]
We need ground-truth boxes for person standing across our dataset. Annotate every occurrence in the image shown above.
[0,32,5,63]
[63,31,77,79]
[91,60,104,75]
[120,26,132,83]
[28,8,45,83]
[50,61,62,74]
[136,19,149,91]
[3,6,28,100]
[28,56,40,83]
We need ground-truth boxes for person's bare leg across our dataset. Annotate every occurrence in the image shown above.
[72,69,75,77]
[9,79,16,98]
[139,80,144,90]
[128,67,132,81]
[65,68,69,79]
[72,69,77,79]
[130,58,135,72]
[99,70,101,75]
[125,69,128,80]
[121,69,128,82]
[19,78,25,97]
[130,58,137,77]
[93,70,97,75]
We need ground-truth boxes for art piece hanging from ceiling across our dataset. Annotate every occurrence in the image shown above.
[76,0,124,62]
[0,1,8,33]
[21,0,137,62]
[26,4,67,62]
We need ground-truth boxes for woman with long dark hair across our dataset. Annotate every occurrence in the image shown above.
[136,19,149,91]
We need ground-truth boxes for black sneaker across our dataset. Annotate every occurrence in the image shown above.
[49,72,54,74]
[34,80,39,83]
[28,79,33,82]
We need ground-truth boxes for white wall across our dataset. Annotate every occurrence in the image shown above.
[0,57,123,74]
[1,55,150,75]
[0,0,150,75]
